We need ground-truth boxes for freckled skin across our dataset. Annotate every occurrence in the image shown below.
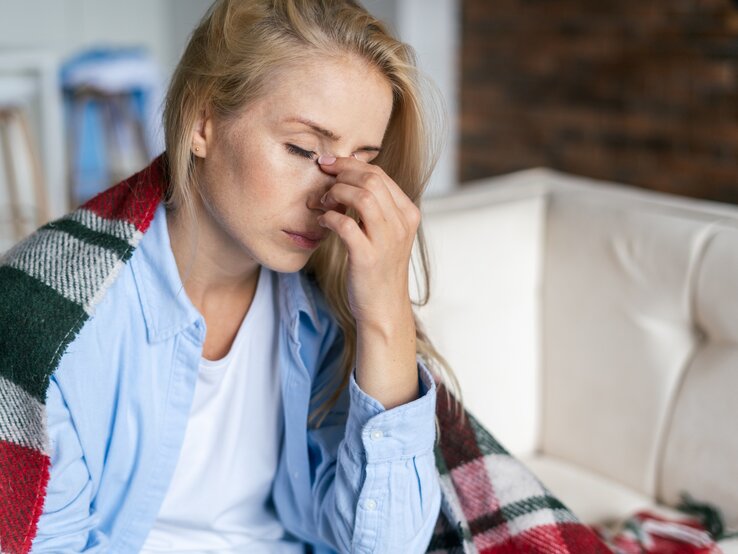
[169,55,394,300]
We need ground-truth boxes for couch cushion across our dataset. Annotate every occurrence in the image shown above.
[720,538,738,554]
[523,454,684,525]
[524,454,738,553]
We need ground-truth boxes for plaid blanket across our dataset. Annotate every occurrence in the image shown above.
[429,386,610,553]
[593,510,722,554]
[0,154,720,553]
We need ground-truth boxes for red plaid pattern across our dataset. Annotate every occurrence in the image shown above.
[428,384,611,552]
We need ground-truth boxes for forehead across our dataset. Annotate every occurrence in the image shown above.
[254,56,394,143]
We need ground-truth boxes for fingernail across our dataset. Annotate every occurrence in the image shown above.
[320,193,327,204]
[317,155,336,165]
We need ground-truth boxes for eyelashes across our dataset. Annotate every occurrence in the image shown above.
[285,143,374,163]
[285,143,317,161]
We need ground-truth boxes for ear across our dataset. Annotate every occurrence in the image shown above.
[191,109,212,158]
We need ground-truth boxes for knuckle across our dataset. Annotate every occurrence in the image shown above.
[337,217,355,234]
[357,191,374,210]
[367,164,386,178]
[360,173,381,189]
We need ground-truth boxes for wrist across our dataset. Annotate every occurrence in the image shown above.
[356,302,415,338]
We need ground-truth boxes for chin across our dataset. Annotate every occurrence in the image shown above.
[259,251,312,274]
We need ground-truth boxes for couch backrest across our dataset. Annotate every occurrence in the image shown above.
[411,173,547,456]
[416,169,738,527]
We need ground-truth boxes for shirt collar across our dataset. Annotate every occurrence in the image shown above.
[277,270,323,336]
[130,202,200,342]
[131,201,321,343]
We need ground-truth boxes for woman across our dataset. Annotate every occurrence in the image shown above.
[23,0,461,551]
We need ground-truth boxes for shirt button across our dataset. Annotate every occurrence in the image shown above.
[370,429,383,440]
[364,499,377,511]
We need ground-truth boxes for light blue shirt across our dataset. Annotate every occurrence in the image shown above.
[32,202,441,553]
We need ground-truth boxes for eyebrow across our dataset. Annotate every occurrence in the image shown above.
[284,117,383,153]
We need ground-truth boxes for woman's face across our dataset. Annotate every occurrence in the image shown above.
[191,55,394,274]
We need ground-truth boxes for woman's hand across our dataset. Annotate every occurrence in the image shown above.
[316,154,421,409]
[316,154,420,329]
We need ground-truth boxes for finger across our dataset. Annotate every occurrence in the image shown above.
[330,168,419,235]
[322,175,399,227]
[318,155,416,213]
[321,182,393,241]
[317,209,371,259]
[328,168,400,217]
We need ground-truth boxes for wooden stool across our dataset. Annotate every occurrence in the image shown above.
[65,86,150,209]
[0,76,50,247]
[61,48,164,208]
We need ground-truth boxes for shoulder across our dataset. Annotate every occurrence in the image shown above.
[0,175,160,404]
[0,220,136,402]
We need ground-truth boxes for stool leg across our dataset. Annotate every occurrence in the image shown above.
[66,91,87,209]
[0,109,26,241]
[17,109,50,226]
[117,94,150,164]
[102,94,121,185]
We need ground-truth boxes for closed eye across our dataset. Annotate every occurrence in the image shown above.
[285,143,316,160]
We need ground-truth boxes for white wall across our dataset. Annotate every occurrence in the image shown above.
[0,1,170,72]
[0,0,208,78]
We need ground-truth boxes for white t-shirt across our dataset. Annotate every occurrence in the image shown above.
[140,266,304,553]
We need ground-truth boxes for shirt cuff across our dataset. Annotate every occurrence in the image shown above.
[344,357,437,464]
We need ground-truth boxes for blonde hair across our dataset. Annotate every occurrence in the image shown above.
[162,0,464,429]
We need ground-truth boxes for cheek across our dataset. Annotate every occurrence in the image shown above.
[250,157,314,204]
[246,164,291,206]
[220,155,278,206]
[213,136,314,210]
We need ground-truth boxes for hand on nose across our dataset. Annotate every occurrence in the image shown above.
[308,188,347,214]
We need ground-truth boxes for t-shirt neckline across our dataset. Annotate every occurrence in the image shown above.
[198,265,269,371]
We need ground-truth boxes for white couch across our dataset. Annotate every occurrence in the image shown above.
[412,168,738,552]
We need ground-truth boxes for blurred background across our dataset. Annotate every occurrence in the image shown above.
[0,0,736,253]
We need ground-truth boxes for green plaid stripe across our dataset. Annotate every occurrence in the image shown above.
[469,494,568,536]
[39,218,132,259]
[0,265,87,402]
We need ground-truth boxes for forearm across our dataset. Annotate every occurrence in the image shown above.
[355,300,419,410]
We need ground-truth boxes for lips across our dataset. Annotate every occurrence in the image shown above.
[285,229,327,242]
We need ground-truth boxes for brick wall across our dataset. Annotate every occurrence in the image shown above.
[460,0,738,204]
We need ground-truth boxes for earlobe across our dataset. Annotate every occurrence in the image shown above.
[191,110,211,158]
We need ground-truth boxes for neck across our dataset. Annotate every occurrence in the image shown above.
[165,200,261,314]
